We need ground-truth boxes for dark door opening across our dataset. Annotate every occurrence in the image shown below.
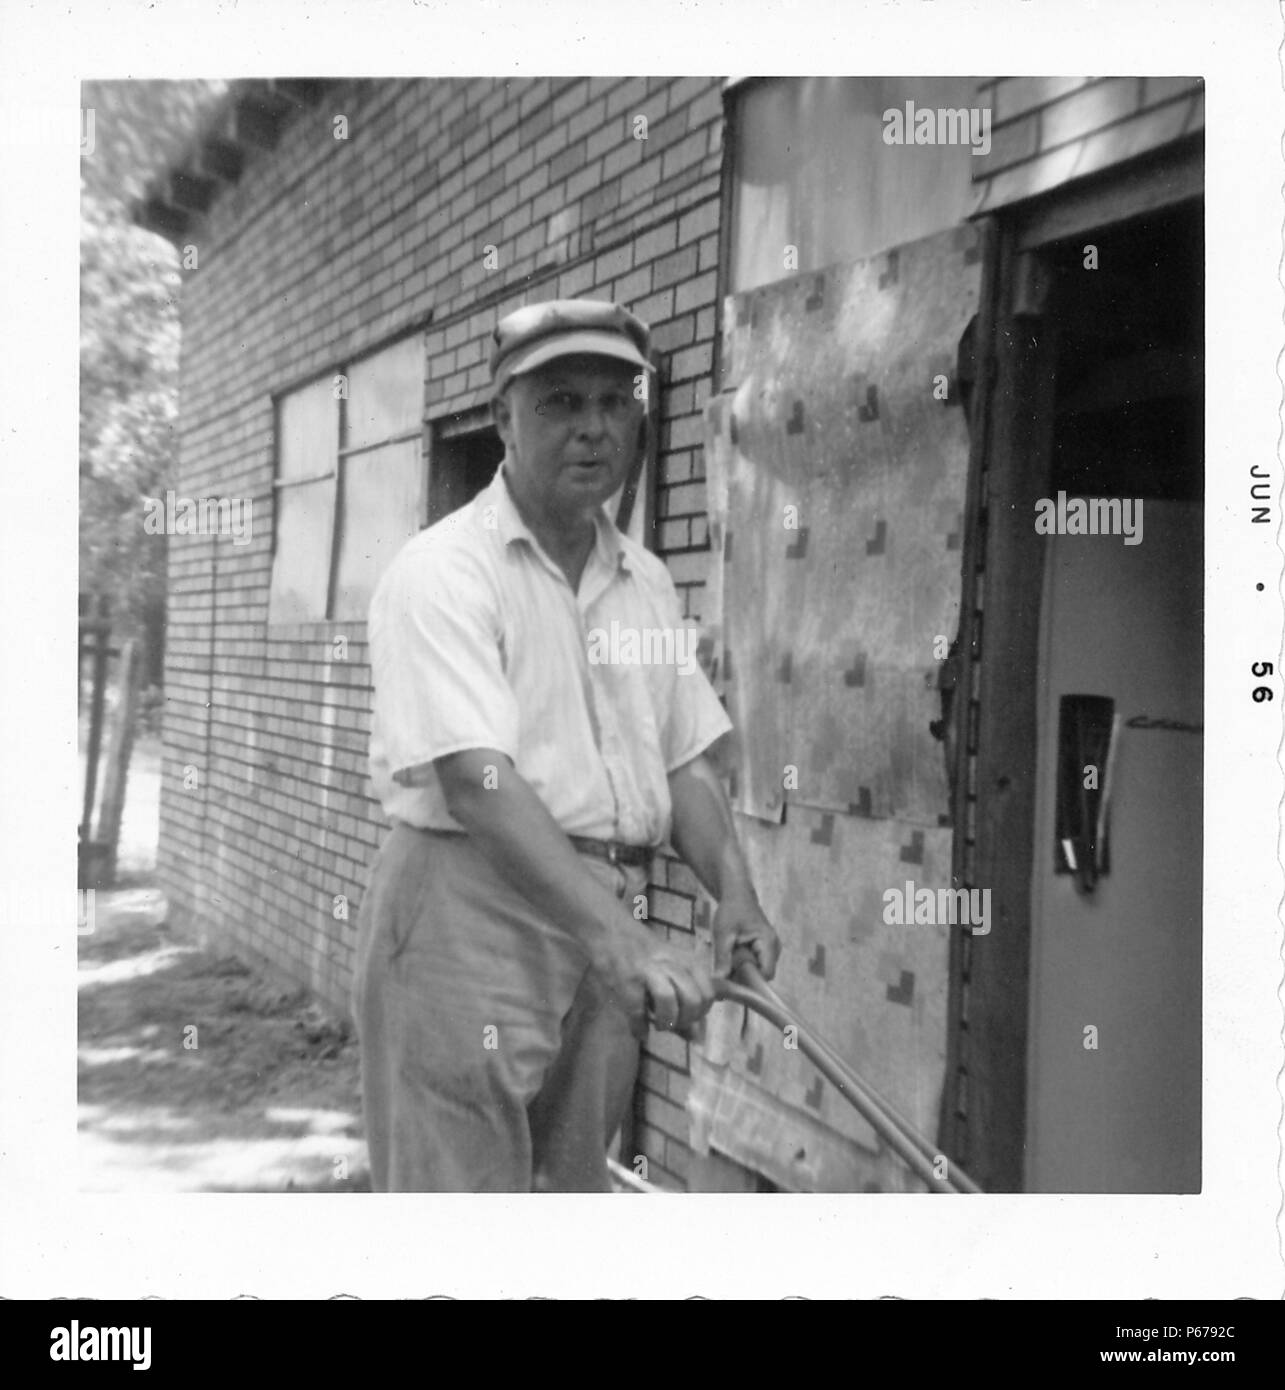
[1048,200,1203,504]
[427,415,505,525]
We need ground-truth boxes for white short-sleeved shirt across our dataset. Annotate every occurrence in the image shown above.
[367,460,733,845]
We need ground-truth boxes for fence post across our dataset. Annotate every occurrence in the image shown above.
[96,637,141,885]
[80,594,111,873]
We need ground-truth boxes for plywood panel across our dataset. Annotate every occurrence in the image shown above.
[704,228,981,824]
[689,808,952,1191]
[689,226,982,1188]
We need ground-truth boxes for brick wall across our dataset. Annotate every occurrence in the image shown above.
[158,74,752,1190]
[971,75,1204,211]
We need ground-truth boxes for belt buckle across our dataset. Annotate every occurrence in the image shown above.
[605,841,619,866]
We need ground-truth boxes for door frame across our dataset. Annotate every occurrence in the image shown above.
[938,136,1204,1192]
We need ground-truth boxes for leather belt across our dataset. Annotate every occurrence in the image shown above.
[419,825,653,868]
[566,834,655,868]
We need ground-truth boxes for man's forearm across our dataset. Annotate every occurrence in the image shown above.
[436,748,633,958]
[667,755,758,905]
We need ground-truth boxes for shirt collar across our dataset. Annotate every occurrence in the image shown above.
[487,455,632,575]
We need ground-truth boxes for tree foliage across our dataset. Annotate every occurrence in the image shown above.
[80,79,226,669]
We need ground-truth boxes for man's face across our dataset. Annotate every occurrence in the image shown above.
[493,354,645,514]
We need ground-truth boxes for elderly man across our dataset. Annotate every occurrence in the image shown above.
[354,299,780,1192]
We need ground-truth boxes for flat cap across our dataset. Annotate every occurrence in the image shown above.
[489,299,652,396]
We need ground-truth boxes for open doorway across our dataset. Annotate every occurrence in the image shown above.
[1025,202,1203,1192]
[941,179,1204,1192]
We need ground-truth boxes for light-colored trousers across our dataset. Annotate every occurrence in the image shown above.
[352,823,647,1192]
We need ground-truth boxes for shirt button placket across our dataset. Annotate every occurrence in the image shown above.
[577,594,624,839]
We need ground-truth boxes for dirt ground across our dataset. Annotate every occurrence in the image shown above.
[78,733,371,1193]
[77,732,649,1195]
[78,886,370,1192]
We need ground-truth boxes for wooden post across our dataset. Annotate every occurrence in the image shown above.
[96,637,141,886]
[940,225,1059,1193]
[80,594,111,856]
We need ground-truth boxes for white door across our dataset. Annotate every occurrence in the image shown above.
[1026,499,1202,1192]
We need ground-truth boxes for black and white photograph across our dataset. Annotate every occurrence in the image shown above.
[1,0,1281,1310]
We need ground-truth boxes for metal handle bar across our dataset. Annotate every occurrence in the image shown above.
[712,958,982,1194]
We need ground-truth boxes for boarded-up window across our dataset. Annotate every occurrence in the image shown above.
[269,376,339,623]
[269,334,425,623]
[728,76,981,296]
[332,337,426,620]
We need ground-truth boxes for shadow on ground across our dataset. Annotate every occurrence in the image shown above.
[78,888,370,1192]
